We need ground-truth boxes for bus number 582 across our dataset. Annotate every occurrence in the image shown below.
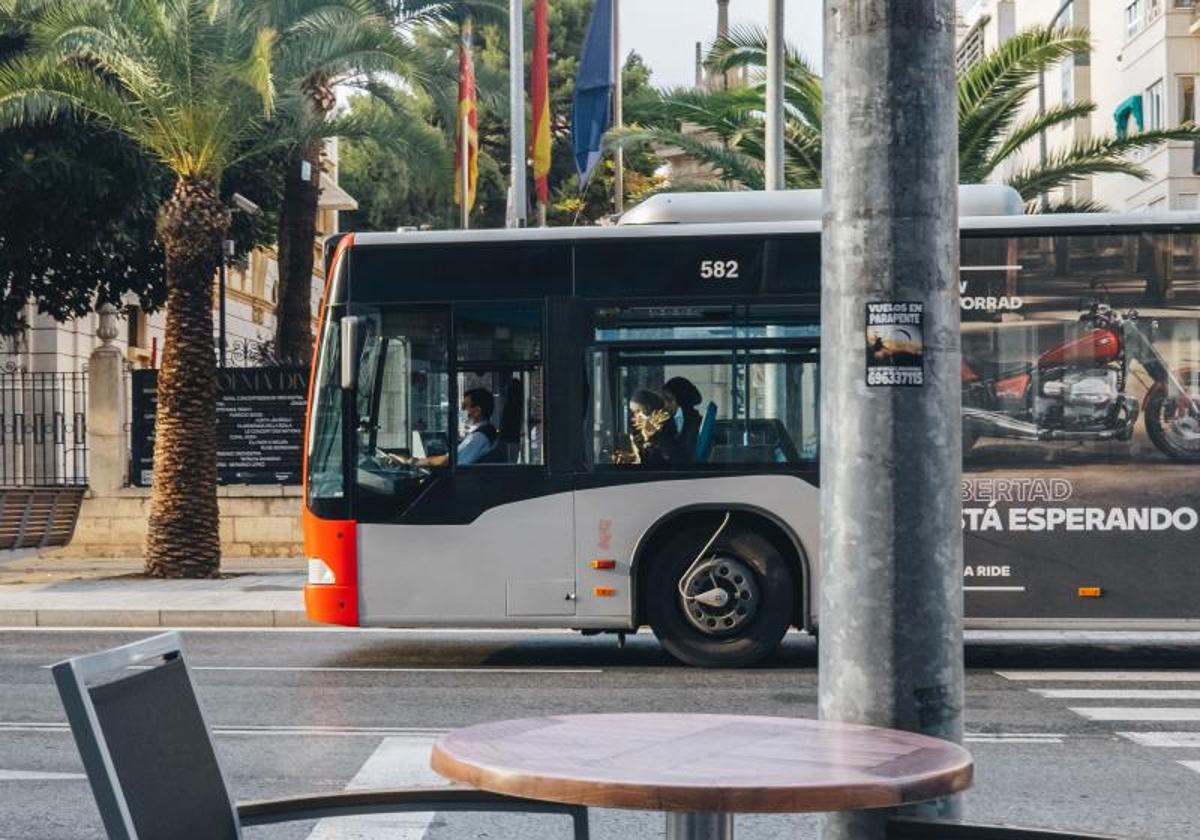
[700,259,739,279]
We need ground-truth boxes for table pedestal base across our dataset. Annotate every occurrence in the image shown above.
[666,812,734,840]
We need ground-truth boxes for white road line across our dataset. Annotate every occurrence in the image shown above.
[1180,761,1200,775]
[0,721,1061,746]
[1069,707,1200,722]
[1035,689,1200,700]
[189,666,603,674]
[997,671,1200,682]
[47,664,603,674]
[0,722,447,737]
[1118,732,1200,748]
[0,770,85,781]
[965,735,1064,744]
[307,735,441,840]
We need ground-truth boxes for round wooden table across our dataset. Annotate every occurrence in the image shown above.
[431,713,973,840]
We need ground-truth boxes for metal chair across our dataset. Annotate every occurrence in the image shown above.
[51,632,589,839]
[887,816,1125,839]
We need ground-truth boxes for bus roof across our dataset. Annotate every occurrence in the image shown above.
[347,208,1200,249]
[617,184,1024,224]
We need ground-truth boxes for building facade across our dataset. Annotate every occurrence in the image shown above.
[957,0,1200,211]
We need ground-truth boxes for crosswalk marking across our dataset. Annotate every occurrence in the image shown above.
[1035,689,1200,700]
[307,735,441,840]
[997,671,1200,682]
[1069,707,1200,722]
[1118,732,1200,748]
[1015,671,1200,780]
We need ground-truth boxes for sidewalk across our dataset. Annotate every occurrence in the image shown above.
[0,553,310,627]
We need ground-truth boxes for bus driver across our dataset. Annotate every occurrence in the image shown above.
[390,388,497,467]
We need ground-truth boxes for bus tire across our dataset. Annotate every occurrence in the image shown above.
[645,524,795,668]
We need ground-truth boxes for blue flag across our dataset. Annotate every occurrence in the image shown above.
[572,0,614,187]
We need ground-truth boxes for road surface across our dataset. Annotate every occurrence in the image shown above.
[1,628,1198,839]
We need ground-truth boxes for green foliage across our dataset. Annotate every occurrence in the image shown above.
[0,7,282,335]
[340,0,662,229]
[0,0,281,181]
[624,24,1200,209]
[339,94,454,230]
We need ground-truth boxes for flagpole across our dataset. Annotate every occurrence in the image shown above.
[461,110,470,230]
[611,0,623,215]
[509,0,527,227]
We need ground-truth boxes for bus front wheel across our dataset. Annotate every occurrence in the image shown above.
[646,524,795,668]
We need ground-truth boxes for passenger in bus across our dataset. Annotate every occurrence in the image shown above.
[662,376,703,464]
[613,389,675,468]
[390,388,497,467]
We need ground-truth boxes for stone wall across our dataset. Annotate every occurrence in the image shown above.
[58,304,305,561]
[51,485,303,559]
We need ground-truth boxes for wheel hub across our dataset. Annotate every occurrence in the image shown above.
[679,555,759,636]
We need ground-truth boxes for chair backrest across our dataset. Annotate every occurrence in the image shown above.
[51,632,240,840]
[695,402,718,462]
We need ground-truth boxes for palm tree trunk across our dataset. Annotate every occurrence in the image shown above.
[274,141,322,362]
[145,178,228,578]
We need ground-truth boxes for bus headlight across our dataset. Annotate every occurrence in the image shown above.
[308,558,336,585]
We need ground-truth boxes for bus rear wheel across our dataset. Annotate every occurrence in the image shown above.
[645,523,795,668]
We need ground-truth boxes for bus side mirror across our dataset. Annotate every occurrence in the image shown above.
[340,316,365,390]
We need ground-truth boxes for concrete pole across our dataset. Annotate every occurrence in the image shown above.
[819,2,963,839]
[509,0,528,227]
[765,0,786,191]
[88,303,127,494]
[612,0,624,215]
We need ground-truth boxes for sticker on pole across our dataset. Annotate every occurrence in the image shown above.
[866,301,924,387]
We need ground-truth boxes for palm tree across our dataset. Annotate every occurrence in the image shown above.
[264,0,444,362]
[0,0,279,577]
[623,25,1199,209]
[266,0,507,362]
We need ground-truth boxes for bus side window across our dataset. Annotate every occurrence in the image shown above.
[455,303,545,466]
[587,346,818,468]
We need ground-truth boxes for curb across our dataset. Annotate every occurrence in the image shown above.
[0,609,316,628]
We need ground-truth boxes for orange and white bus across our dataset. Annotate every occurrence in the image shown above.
[303,187,1200,667]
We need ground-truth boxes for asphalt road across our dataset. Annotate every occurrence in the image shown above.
[1,629,1199,840]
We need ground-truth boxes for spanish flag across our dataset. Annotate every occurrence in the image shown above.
[453,19,479,213]
[530,0,551,206]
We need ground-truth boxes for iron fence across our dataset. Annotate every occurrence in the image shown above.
[0,369,87,486]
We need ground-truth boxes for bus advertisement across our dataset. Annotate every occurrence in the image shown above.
[303,188,1200,667]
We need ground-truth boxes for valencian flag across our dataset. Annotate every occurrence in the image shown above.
[530,0,551,205]
[571,0,614,187]
[454,19,479,211]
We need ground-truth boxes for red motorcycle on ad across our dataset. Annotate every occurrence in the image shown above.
[962,301,1200,460]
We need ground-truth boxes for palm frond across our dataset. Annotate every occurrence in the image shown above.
[958,24,1090,118]
[958,25,1089,161]
[972,100,1096,182]
[704,24,817,79]
[611,124,764,190]
[1008,127,1200,200]
[1038,198,1109,213]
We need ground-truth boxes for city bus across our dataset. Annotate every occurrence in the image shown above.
[303,186,1200,667]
